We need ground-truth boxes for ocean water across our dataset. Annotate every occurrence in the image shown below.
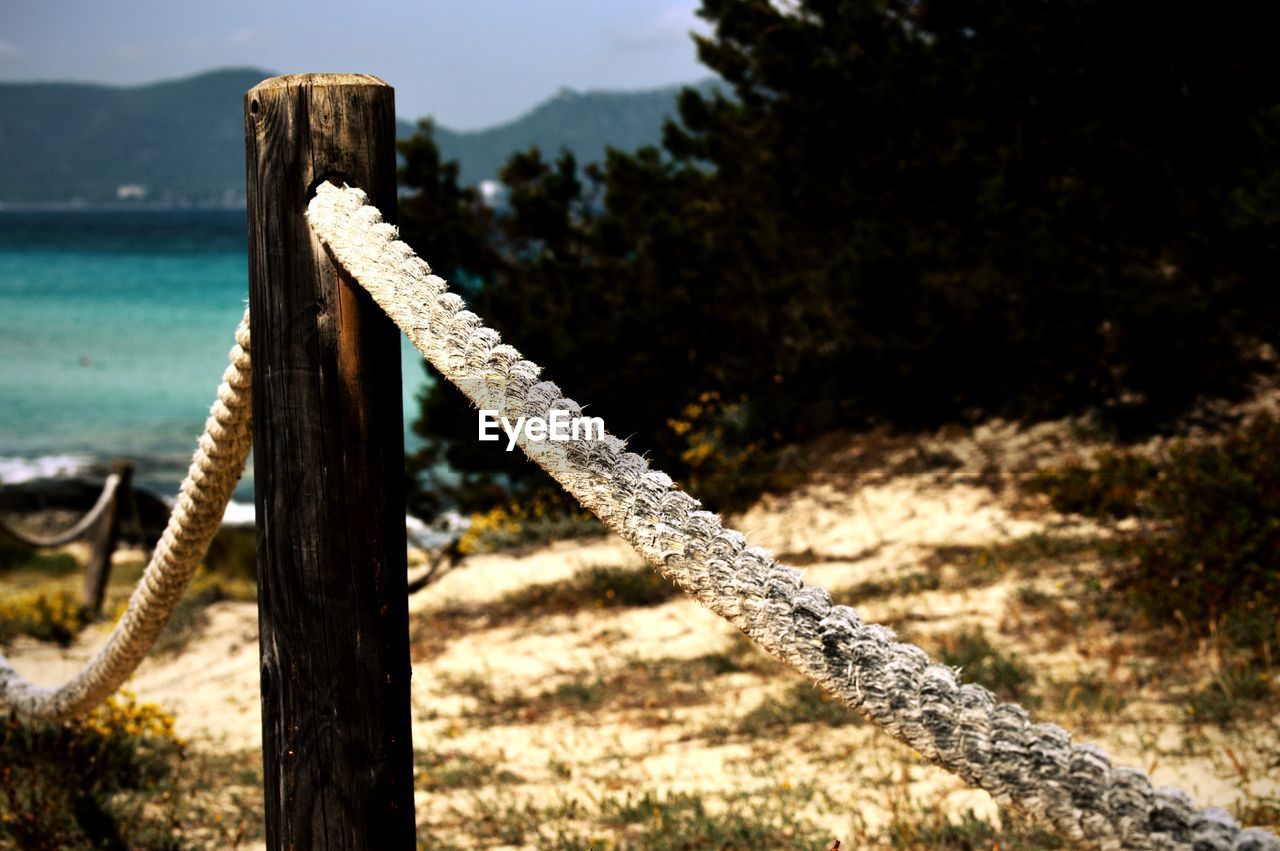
[0,208,430,508]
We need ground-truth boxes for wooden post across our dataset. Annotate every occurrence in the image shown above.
[244,75,414,849]
[82,459,131,617]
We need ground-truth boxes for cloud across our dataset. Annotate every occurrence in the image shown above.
[228,27,264,47]
[616,5,708,49]
[0,39,24,64]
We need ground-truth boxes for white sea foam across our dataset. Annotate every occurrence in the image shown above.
[0,454,93,484]
[221,499,257,527]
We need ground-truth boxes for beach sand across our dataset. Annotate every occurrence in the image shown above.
[5,413,1278,847]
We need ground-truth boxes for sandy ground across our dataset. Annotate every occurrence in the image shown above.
[6,414,1279,847]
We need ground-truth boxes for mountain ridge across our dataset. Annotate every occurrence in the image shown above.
[0,67,712,205]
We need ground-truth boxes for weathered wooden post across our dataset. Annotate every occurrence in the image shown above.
[82,459,132,616]
[244,74,415,849]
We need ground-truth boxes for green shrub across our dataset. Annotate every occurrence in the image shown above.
[1015,585,1056,609]
[456,493,603,555]
[404,3,1280,517]
[0,536,31,571]
[0,589,87,647]
[1029,451,1158,519]
[577,565,679,608]
[1123,416,1280,650]
[0,694,185,849]
[1030,414,1280,655]
[202,526,257,581]
[0,536,79,578]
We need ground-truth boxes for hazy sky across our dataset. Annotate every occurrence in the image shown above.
[0,0,711,129]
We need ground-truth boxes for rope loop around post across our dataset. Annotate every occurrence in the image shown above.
[305,181,1279,851]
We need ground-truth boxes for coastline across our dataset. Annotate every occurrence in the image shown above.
[0,200,247,213]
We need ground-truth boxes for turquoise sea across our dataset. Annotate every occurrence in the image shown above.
[0,208,430,508]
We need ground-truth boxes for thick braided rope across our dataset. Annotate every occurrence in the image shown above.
[0,309,252,721]
[0,472,124,549]
[307,182,1277,851]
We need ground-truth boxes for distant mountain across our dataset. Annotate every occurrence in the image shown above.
[0,68,712,205]
[0,68,265,206]
[431,82,716,186]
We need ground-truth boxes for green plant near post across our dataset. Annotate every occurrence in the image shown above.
[0,694,186,850]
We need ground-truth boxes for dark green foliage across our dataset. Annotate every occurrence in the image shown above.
[433,82,720,186]
[1124,417,1280,651]
[1034,414,1280,653]
[578,564,680,608]
[0,70,696,205]
[0,536,31,571]
[1030,453,1159,519]
[401,1,1280,515]
[0,536,78,576]
[1015,585,1056,609]
[0,540,87,646]
[0,701,184,850]
[1043,672,1126,719]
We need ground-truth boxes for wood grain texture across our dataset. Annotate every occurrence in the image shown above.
[244,74,414,850]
